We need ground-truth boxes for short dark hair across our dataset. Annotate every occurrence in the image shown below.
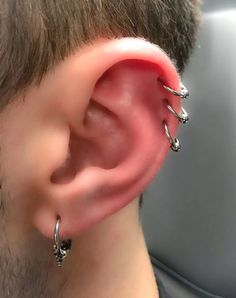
[0,1,201,210]
[0,0,201,110]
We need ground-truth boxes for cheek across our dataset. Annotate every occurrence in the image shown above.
[0,109,40,234]
[1,107,70,211]
[1,115,40,214]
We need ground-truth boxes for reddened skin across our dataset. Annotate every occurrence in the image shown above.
[27,38,181,240]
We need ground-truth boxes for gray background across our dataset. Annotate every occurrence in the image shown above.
[203,0,236,12]
[141,0,236,297]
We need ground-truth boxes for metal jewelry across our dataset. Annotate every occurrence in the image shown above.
[163,121,181,152]
[53,216,72,267]
[167,104,189,124]
[162,82,190,99]
[158,79,190,152]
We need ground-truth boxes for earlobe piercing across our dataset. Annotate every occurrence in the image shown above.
[53,216,72,267]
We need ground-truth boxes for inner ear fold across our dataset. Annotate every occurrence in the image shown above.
[51,59,166,186]
[51,99,128,185]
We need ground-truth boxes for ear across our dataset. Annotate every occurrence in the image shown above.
[32,38,181,240]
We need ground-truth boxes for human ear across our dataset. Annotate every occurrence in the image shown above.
[31,38,182,240]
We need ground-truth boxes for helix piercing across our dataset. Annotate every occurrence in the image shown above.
[160,81,190,99]
[163,121,181,152]
[167,104,189,124]
[53,216,72,267]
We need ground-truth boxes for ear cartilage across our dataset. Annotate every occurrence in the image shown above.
[161,81,190,99]
[163,121,181,152]
[167,104,189,124]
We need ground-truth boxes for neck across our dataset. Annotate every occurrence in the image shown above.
[56,198,159,298]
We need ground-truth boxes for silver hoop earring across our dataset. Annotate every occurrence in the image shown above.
[167,104,189,124]
[158,79,190,151]
[162,82,189,99]
[53,216,72,267]
[164,121,181,152]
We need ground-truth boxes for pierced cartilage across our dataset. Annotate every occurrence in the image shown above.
[167,104,189,124]
[160,81,190,99]
[164,121,181,152]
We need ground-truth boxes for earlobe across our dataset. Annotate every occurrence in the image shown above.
[32,38,184,241]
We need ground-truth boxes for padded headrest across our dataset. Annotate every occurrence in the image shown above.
[141,3,236,298]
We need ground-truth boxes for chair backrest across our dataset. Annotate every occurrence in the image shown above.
[141,1,236,297]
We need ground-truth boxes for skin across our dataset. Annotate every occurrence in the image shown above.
[0,37,181,298]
